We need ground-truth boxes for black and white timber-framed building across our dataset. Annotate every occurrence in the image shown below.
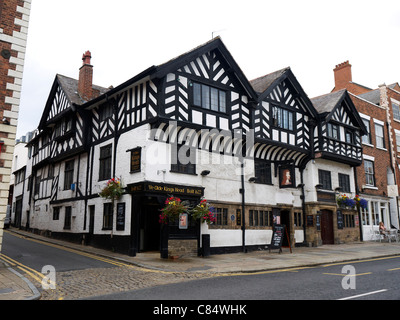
[15,38,367,256]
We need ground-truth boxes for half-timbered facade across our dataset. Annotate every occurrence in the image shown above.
[21,38,367,256]
[304,89,367,246]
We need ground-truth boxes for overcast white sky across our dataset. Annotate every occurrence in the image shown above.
[17,0,400,137]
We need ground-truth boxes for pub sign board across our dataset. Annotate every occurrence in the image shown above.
[130,147,141,173]
[128,181,204,197]
[279,165,296,188]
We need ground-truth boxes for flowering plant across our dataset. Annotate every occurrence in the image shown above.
[337,194,367,210]
[99,177,123,200]
[159,196,189,224]
[336,194,356,208]
[191,199,216,225]
[354,195,368,210]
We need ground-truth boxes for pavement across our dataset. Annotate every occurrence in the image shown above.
[1,227,400,300]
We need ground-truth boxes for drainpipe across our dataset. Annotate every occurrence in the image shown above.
[300,167,307,245]
[240,160,246,253]
[353,166,363,241]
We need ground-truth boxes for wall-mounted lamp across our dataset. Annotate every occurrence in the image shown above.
[315,184,323,189]
[297,183,305,188]
[248,177,257,183]
[2,117,10,125]
[201,170,210,176]
[157,169,166,175]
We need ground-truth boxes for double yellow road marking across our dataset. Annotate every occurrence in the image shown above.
[3,230,175,275]
[0,253,46,285]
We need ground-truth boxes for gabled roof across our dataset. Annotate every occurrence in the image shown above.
[153,36,258,101]
[250,67,319,119]
[83,37,259,109]
[38,74,109,129]
[56,74,109,106]
[311,89,367,135]
[312,89,348,114]
[250,67,289,94]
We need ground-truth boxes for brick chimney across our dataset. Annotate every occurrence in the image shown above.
[333,60,352,91]
[78,50,93,101]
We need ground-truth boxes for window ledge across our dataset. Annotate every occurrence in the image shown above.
[169,170,198,176]
[363,185,378,190]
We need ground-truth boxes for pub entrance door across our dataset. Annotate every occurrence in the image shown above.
[280,210,291,247]
[139,197,162,252]
[321,209,334,244]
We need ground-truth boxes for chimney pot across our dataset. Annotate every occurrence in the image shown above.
[333,60,352,91]
[82,50,92,65]
[78,50,93,101]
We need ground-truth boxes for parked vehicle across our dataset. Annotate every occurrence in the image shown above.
[4,205,11,229]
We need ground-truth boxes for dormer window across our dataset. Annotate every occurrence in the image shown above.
[272,106,293,131]
[192,82,226,113]
[327,123,339,140]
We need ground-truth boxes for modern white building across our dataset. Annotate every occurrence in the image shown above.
[21,38,366,257]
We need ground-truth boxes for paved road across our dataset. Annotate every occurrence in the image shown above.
[90,256,400,300]
[2,230,400,301]
[0,231,214,300]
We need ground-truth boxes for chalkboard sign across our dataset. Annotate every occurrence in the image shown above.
[116,203,125,231]
[337,210,344,230]
[269,224,285,253]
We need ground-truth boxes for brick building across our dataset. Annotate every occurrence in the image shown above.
[332,61,400,240]
[0,0,31,251]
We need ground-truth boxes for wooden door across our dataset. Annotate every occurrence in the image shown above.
[321,210,334,244]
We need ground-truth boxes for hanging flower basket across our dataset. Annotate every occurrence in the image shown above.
[336,194,356,209]
[354,195,368,210]
[337,194,367,210]
[159,196,189,224]
[191,198,216,225]
[99,177,124,201]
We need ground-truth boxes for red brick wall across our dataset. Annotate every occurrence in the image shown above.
[387,86,400,188]
[350,95,390,197]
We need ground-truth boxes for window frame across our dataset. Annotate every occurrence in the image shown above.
[361,118,371,144]
[338,173,351,193]
[64,160,75,190]
[171,143,196,175]
[392,101,400,121]
[99,144,112,181]
[254,160,272,185]
[53,207,60,221]
[364,159,375,186]
[102,203,113,230]
[215,208,228,226]
[318,169,332,190]
[374,123,385,149]
[327,123,340,140]
[64,206,72,230]
[192,82,227,113]
[272,106,294,131]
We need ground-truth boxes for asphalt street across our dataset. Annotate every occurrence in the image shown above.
[1,231,113,272]
[2,230,400,301]
[89,256,400,300]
